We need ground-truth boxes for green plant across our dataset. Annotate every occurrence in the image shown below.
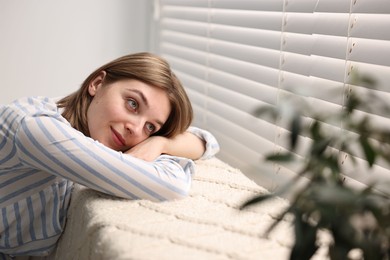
[241,75,390,260]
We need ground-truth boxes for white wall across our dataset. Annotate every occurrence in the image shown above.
[0,0,153,104]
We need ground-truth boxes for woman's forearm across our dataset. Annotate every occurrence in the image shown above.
[164,131,206,160]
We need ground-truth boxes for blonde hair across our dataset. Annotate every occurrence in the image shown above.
[57,52,193,138]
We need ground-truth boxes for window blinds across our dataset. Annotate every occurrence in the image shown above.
[155,0,390,196]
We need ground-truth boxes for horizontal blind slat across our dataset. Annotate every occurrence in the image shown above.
[204,108,277,155]
[210,24,282,49]
[352,0,390,14]
[162,6,208,22]
[208,69,279,105]
[347,38,390,66]
[209,54,280,87]
[162,54,207,80]
[283,53,347,82]
[312,13,350,36]
[348,61,390,92]
[210,0,284,11]
[210,40,281,69]
[161,43,207,66]
[161,0,208,7]
[161,18,283,49]
[161,31,208,51]
[162,48,282,87]
[211,9,283,31]
[284,0,318,12]
[315,0,351,13]
[349,14,390,41]
[188,87,278,144]
[161,18,208,37]
[280,72,345,105]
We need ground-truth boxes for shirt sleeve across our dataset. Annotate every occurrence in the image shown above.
[15,115,193,202]
[187,126,220,160]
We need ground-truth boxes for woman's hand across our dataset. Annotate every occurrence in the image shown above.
[125,136,168,162]
[125,132,206,162]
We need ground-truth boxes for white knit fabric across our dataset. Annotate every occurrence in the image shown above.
[47,158,328,260]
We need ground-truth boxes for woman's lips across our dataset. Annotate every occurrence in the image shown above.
[111,127,126,147]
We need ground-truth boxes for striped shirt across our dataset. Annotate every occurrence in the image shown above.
[0,96,219,257]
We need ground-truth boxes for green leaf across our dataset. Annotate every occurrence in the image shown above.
[323,154,341,176]
[345,94,360,114]
[290,212,319,260]
[312,185,357,207]
[264,203,296,236]
[310,120,322,141]
[240,193,275,210]
[310,138,331,157]
[360,75,377,87]
[339,143,357,165]
[362,240,385,260]
[265,153,293,162]
[328,243,351,260]
[359,136,376,167]
[290,114,301,150]
[253,105,278,121]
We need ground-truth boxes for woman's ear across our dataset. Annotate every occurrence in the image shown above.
[88,71,107,96]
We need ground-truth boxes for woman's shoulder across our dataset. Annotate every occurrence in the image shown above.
[8,96,65,120]
[12,96,57,106]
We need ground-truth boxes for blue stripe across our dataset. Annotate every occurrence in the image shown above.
[58,181,67,188]
[0,145,16,165]
[0,163,24,175]
[157,157,192,182]
[17,119,117,197]
[13,99,29,114]
[60,185,73,224]
[39,191,48,238]
[13,203,23,245]
[116,155,188,196]
[211,143,219,149]
[26,197,36,240]
[0,110,17,150]
[4,240,57,255]
[0,106,9,118]
[0,134,5,148]
[0,175,56,204]
[183,161,193,176]
[0,107,13,124]
[0,169,38,189]
[27,97,34,106]
[1,208,10,248]
[51,184,61,233]
[0,234,59,252]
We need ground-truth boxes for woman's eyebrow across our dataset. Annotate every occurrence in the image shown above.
[128,89,149,107]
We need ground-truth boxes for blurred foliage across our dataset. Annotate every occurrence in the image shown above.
[241,76,390,260]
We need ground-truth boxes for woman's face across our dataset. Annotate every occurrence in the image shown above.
[87,72,171,152]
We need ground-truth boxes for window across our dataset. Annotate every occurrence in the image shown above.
[154,0,390,196]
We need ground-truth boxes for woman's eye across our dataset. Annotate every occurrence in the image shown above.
[127,99,138,110]
[146,123,156,133]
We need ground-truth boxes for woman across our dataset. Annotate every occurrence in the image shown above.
[0,53,219,258]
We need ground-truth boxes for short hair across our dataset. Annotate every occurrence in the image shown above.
[57,52,193,138]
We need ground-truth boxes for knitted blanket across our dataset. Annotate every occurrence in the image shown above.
[50,158,327,260]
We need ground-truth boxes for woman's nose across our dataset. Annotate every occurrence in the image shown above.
[125,118,144,137]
